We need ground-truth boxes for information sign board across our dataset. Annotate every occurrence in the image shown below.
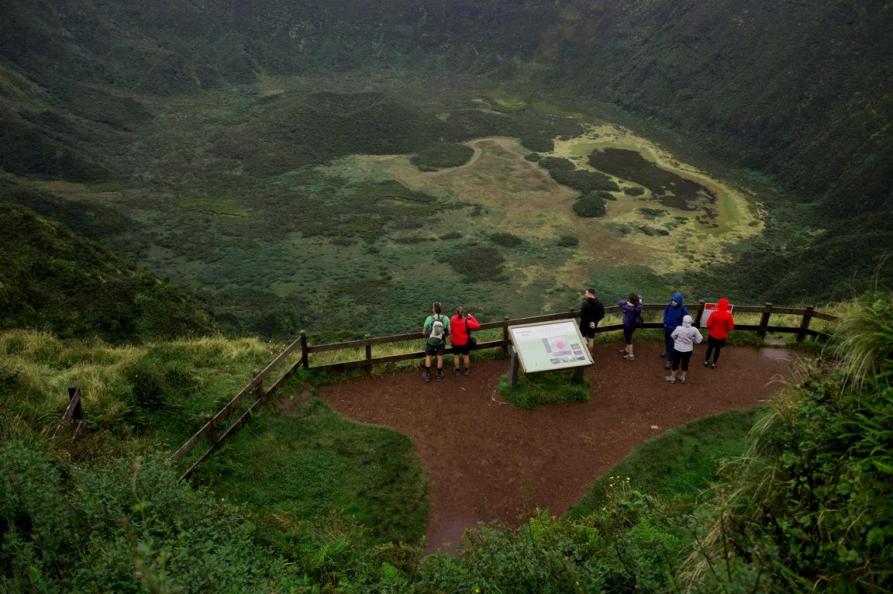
[700,302,735,328]
[508,320,593,374]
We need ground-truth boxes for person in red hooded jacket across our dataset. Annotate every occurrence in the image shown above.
[704,297,734,369]
[450,306,480,376]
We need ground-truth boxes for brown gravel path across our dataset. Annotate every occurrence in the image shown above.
[319,341,799,553]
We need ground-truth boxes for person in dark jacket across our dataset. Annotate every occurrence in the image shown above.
[618,293,644,360]
[579,288,605,353]
[661,292,689,369]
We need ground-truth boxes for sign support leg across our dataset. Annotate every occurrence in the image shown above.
[510,348,519,388]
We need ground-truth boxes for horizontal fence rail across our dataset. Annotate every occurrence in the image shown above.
[170,303,836,479]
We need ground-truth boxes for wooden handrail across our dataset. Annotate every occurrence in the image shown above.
[170,303,838,478]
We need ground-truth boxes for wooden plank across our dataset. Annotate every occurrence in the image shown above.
[797,306,815,342]
[811,311,837,322]
[180,388,271,481]
[254,336,302,380]
[169,379,260,463]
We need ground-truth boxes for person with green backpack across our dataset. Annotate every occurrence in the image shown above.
[422,302,451,382]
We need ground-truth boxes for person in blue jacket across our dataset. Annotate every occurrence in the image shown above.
[661,292,690,369]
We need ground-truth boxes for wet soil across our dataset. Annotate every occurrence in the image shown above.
[319,340,798,553]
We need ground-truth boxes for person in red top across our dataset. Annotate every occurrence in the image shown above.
[450,306,480,376]
[704,297,734,369]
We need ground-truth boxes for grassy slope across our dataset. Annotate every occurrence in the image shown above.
[570,408,762,517]
[0,203,216,343]
[0,330,428,547]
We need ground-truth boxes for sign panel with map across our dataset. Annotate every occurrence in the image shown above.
[508,320,593,374]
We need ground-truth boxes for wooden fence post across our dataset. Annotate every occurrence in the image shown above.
[502,316,510,355]
[758,302,773,338]
[300,331,309,369]
[696,300,706,327]
[68,385,83,421]
[364,334,373,374]
[798,306,815,342]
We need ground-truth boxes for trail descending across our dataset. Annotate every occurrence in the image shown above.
[320,340,798,553]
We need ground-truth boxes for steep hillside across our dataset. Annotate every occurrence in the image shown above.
[1,0,890,313]
[0,203,216,342]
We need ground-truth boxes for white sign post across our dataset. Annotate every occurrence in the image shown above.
[507,320,593,387]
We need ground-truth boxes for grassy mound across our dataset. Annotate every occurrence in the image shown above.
[498,369,590,409]
[197,398,428,547]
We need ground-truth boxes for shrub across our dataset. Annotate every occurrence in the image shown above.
[573,192,608,218]
[410,143,475,171]
[489,232,523,248]
[498,369,590,409]
[556,234,579,247]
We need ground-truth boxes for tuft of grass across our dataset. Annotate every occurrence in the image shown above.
[498,369,590,409]
[829,290,893,390]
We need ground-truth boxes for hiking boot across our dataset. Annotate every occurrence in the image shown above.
[664,361,671,369]
[703,360,709,367]
[623,354,635,361]
[422,369,431,383]
[710,363,717,369]
[666,375,675,384]
[679,376,687,384]
[453,368,461,377]
[463,368,470,376]
[436,370,445,381]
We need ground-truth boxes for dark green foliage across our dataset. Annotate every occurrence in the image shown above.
[556,234,579,247]
[488,232,523,248]
[638,208,668,219]
[0,441,297,593]
[589,149,709,210]
[539,157,620,194]
[573,192,608,218]
[441,246,506,282]
[683,293,893,592]
[623,186,645,196]
[417,500,684,594]
[0,178,133,240]
[0,204,216,342]
[498,370,590,409]
[411,142,474,171]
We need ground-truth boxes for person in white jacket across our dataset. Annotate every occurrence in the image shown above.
[667,315,703,384]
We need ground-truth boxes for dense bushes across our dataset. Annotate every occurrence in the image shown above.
[539,157,620,194]
[0,442,298,593]
[573,192,608,218]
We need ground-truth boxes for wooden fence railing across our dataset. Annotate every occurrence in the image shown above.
[170,303,836,479]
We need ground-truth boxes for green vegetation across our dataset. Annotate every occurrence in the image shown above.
[538,156,620,194]
[3,292,892,592]
[571,409,762,516]
[573,191,608,218]
[498,369,590,409]
[0,204,215,343]
[198,398,428,547]
[411,143,474,171]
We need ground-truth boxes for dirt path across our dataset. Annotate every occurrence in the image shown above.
[319,341,799,553]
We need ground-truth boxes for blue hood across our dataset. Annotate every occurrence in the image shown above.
[663,292,689,329]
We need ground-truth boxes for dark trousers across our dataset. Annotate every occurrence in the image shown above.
[664,329,674,361]
[672,350,692,371]
[705,336,727,364]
